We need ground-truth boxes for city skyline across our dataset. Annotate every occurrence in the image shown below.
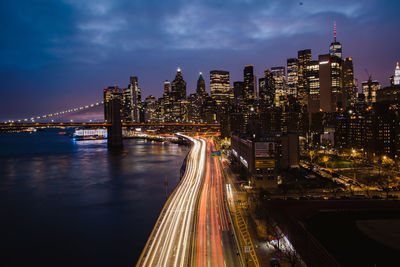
[1,0,400,120]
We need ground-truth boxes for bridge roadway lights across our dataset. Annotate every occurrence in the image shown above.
[106,98,123,149]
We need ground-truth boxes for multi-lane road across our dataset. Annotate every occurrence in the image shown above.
[194,139,241,267]
[136,137,241,267]
[136,136,206,267]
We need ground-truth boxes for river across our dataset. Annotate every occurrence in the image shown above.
[0,129,189,266]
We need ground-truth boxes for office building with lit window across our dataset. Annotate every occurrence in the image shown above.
[298,49,312,106]
[342,57,355,108]
[210,70,231,106]
[306,61,320,114]
[243,65,256,109]
[287,58,299,97]
[271,67,286,107]
[362,80,381,104]
[319,54,342,112]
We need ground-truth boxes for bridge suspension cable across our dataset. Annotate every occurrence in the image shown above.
[3,101,104,124]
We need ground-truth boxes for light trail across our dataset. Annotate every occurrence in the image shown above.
[195,139,241,267]
[136,136,206,267]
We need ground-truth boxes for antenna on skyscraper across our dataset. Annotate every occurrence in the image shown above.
[334,21,337,42]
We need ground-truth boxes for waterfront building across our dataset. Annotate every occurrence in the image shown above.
[128,76,142,122]
[103,86,124,123]
[144,95,157,123]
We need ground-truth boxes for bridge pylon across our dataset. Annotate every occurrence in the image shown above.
[106,98,123,149]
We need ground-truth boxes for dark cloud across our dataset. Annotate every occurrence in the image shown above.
[1,0,399,120]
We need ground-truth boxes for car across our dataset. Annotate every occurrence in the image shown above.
[387,195,399,199]
[371,195,382,199]
[270,258,281,267]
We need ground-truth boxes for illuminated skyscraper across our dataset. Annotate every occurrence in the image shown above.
[298,49,312,106]
[306,61,320,114]
[128,76,142,122]
[210,70,230,106]
[329,22,342,59]
[394,62,400,85]
[271,66,286,107]
[362,79,381,104]
[171,67,187,101]
[258,70,275,108]
[287,58,299,97]
[319,54,342,112]
[342,57,355,107]
[164,80,171,95]
[243,65,256,107]
[196,72,207,96]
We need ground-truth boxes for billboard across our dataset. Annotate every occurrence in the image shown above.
[255,159,275,169]
[254,142,275,158]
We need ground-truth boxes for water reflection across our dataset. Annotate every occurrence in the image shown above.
[0,131,189,266]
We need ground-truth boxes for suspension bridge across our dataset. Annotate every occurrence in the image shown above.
[1,99,220,147]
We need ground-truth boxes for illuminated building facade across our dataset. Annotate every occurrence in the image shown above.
[271,66,286,107]
[196,72,207,97]
[319,54,342,112]
[243,65,255,108]
[258,70,275,108]
[329,22,342,59]
[362,80,381,104]
[128,76,142,122]
[342,57,355,108]
[171,67,187,101]
[298,49,312,106]
[306,61,320,114]
[287,58,299,97]
[210,70,230,106]
[394,62,400,85]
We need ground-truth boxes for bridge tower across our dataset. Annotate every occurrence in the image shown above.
[106,97,123,148]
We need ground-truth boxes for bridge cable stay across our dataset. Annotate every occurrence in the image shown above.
[3,101,104,124]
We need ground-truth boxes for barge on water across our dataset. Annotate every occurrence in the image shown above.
[73,129,107,140]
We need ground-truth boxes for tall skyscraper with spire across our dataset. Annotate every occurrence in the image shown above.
[329,21,342,59]
[171,67,187,101]
[394,62,400,85]
[196,72,207,96]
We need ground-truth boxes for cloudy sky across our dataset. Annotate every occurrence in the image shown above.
[1,0,399,121]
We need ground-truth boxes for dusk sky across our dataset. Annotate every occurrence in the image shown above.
[1,0,399,121]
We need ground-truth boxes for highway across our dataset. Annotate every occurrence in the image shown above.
[194,139,241,267]
[136,136,206,267]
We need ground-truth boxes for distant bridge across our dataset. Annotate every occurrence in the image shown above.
[0,122,221,129]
